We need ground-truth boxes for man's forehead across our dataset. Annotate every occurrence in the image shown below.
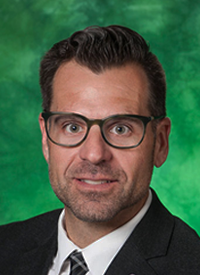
[51,61,150,115]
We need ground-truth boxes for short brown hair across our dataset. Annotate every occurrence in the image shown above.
[40,25,166,116]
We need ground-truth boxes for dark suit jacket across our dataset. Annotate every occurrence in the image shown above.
[0,190,200,275]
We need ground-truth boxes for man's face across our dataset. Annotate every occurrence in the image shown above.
[39,61,170,226]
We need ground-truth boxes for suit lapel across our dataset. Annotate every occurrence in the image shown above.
[105,189,175,275]
[14,236,57,275]
[13,210,61,275]
[104,243,158,275]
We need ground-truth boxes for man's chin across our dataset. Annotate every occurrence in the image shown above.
[65,201,122,223]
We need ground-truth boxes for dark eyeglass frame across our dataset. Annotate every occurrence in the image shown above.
[42,112,165,149]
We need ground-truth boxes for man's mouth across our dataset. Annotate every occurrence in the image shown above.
[78,179,113,185]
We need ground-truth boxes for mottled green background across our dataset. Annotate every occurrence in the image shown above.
[0,0,200,235]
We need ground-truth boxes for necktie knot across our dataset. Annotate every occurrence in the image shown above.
[68,250,89,275]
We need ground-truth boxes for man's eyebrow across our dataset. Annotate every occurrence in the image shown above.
[54,113,85,123]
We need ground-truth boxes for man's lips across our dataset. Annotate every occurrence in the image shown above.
[73,177,118,192]
[78,179,113,185]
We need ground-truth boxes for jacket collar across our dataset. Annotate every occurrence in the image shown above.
[14,209,61,275]
[105,189,174,275]
[132,189,174,259]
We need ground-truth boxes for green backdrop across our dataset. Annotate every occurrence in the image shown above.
[0,0,200,235]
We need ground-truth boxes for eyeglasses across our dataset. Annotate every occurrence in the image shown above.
[42,112,165,149]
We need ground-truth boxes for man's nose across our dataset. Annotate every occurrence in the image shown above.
[79,125,112,164]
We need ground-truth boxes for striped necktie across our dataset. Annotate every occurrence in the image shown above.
[69,250,89,275]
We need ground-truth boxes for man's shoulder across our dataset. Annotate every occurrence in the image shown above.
[0,209,62,248]
[0,208,62,230]
[151,191,200,270]
[152,190,200,247]
[148,216,200,272]
[171,215,200,252]
[126,191,200,273]
[0,209,62,274]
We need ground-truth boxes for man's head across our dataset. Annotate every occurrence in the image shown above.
[39,25,170,232]
[40,25,166,117]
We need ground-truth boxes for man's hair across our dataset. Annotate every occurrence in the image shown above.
[40,25,166,116]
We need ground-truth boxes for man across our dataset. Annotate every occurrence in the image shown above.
[0,25,199,275]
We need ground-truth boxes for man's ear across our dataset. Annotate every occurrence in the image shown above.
[154,117,171,168]
[39,113,49,163]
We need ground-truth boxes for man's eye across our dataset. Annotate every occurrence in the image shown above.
[65,123,82,133]
[110,125,130,135]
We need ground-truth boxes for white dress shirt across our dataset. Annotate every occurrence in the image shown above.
[48,190,152,275]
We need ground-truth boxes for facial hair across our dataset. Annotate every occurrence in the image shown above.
[48,157,154,223]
